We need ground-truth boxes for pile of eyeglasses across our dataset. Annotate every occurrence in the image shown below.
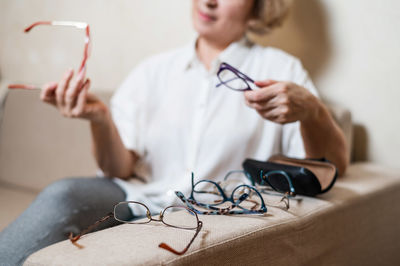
[175,169,299,215]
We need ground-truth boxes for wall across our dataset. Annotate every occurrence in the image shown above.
[252,0,400,167]
[1,0,399,168]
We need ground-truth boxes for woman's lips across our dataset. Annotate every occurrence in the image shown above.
[198,10,216,22]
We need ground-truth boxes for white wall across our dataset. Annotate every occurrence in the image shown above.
[1,0,399,168]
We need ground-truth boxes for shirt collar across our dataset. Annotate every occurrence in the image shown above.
[182,35,254,74]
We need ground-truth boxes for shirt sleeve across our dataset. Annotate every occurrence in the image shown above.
[281,58,320,158]
[110,63,149,157]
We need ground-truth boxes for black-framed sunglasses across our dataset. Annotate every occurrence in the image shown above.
[216,62,255,91]
[68,201,203,256]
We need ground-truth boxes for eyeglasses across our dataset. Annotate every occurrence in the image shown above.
[247,169,297,209]
[224,169,297,209]
[68,201,203,256]
[178,170,297,212]
[175,172,268,215]
[216,62,255,91]
[8,20,91,90]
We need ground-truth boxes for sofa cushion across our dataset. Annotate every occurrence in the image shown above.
[25,163,400,266]
[0,184,38,230]
[0,90,111,191]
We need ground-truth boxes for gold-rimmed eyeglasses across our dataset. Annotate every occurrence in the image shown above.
[68,201,203,256]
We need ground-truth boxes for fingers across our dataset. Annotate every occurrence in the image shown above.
[244,80,284,103]
[40,82,58,105]
[257,106,293,124]
[56,69,74,108]
[254,79,277,88]
[245,97,279,112]
[244,80,297,124]
[65,67,86,113]
[41,68,95,120]
[71,78,90,117]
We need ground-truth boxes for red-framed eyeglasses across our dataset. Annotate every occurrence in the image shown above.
[8,20,91,90]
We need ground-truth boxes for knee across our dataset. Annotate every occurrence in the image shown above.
[38,178,84,203]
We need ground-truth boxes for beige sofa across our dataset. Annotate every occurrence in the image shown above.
[1,89,399,265]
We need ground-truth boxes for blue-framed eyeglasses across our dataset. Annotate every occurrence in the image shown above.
[176,168,298,213]
[221,170,297,210]
[175,172,268,215]
[259,170,296,197]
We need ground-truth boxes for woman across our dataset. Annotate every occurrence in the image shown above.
[0,0,347,264]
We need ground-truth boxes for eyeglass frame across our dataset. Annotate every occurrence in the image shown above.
[259,170,296,196]
[216,62,255,91]
[8,20,91,90]
[217,170,296,210]
[182,169,297,212]
[176,172,268,215]
[225,169,297,210]
[68,201,203,256]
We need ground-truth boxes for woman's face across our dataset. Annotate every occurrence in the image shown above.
[192,0,255,44]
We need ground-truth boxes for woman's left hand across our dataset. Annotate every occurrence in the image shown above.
[244,80,320,124]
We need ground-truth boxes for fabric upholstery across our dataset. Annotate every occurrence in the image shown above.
[24,163,400,266]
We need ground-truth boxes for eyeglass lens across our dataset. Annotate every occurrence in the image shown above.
[114,202,198,230]
[218,68,250,91]
[264,172,291,194]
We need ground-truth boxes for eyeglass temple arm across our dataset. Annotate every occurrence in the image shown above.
[69,212,114,244]
[216,76,243,87]
[158,221,203,255]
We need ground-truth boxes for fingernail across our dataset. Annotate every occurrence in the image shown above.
[83,78,90,86]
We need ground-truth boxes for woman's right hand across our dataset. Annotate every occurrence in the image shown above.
[40,68,109,123]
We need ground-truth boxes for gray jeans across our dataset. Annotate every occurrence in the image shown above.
[0,177,132,266]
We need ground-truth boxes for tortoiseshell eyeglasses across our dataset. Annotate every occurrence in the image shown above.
[8,20,91,90]
[68,201,203,256]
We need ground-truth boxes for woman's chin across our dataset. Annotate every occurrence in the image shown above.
[194,25,222,41]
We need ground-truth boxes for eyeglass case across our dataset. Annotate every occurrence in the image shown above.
[242,154,338,197]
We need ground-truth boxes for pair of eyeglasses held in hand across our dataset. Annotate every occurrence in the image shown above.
[216,62,256,91]
[69,201,203,256]
[8,20,91,90]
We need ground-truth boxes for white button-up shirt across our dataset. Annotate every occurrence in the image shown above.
[109,37,318,215]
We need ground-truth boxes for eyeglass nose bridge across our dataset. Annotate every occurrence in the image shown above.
[153,211,164,222]
[145,210,164,222]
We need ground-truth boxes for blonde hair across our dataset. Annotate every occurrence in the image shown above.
[248,0,292,34]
